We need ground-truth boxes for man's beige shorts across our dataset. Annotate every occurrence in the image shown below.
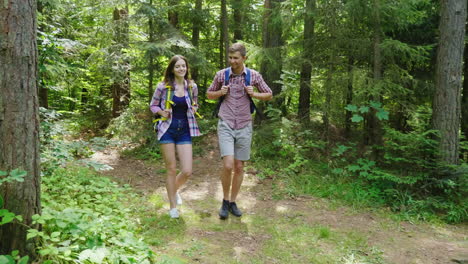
[217,119,253,161]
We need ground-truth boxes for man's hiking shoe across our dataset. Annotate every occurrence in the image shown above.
[176,192,182,205]
[229,202,242,217]
[219,199,230,219]
[169,208,179,219]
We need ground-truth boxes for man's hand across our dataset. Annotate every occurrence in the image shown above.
[220,85,229,96]
[245,85,254,96]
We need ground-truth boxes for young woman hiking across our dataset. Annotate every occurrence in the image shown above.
[150,55,201,218]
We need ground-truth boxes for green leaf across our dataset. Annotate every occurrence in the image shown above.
[347,165,361,172]
[0,255,15,264]
[358,106,369,113]
[9,169,27,182]
[369,100,382,109]
[376,110,389,120]
[351,114,364,123]
[31,214,41,221]
[345,104,358,112]
[0,171,7,177]
[332,168,344,174]
[0,209,16,225]
[18,256,29,264]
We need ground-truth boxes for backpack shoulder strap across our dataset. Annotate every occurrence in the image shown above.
[224,68,231,86]
[165,83,173,110]
[187,80,195,105]
[245,67,251,86]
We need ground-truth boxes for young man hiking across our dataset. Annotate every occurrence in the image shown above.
[207,43,273,219]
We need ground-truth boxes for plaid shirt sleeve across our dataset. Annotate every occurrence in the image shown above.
[250,70,272,94]
[149,82,166,114]
[208,70,224,92]
[188,82,201,137]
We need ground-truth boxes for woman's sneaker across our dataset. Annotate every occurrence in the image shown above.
[169,208,179,218]
[176,192,183,205]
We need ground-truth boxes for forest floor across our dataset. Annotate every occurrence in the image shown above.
[90,134,468,264]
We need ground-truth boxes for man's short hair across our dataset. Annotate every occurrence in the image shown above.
[228,43,247,57]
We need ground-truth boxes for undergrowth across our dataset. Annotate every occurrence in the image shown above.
[252,117,468,224]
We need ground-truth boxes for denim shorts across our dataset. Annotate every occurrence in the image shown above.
[159,119,192,145]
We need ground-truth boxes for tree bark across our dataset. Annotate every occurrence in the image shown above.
[432,0,467,165]
[168,0,179,28]
[365,0,384,159]
[112,8,131,118]
[259,0,283,120]
[461,31,468,147]
[148,0,156,102]
[345,56,354,138]
[232,0,243,41]
[0,0,41,256]
[220,0,229,68]
[298,0,315,125]
[191,0,202,83]
[37,1,48,108]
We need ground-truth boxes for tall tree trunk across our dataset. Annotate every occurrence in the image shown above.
[148,0,156,102]
[168,0,179,28]
[432,0,467,165]
[323,51,335,141]
[345,56,354,138]
[461,28,468,146]
[191,0,202,83]
[259,0,283,120]
[112,8,131,118]
[37,1,48,108]
[298,0,315,125]
[232,0,243,41]
[365,0,384,159]
[323,0,338,139]
[220,0,229,68]
[0,0,41,256]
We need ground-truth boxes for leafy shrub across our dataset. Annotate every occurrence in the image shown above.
[28,166,155,263]
[252,117,467,223]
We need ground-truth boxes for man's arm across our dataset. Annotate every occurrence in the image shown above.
[252,91,272,101]
[206,71,229,99]
[245,71,273,101]
[206,89,226,100]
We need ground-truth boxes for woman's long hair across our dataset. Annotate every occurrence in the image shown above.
[163,55,191,86]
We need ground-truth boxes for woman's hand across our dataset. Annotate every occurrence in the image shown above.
[158,109,171,118]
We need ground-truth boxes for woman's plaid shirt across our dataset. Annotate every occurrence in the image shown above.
[150,80,201,140]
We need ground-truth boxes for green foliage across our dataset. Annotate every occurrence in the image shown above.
[345,101,389,123]
[329,127,467,223]
[252,118,467,223]
[29,166,155,263]
[106,100,154,142]
[0,251,29,264]
[0,169,27,226]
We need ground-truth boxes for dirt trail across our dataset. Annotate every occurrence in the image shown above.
[92,135,468,264]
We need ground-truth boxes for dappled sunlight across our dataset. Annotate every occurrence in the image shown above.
[180,179,224,201]
[275,204,289,213]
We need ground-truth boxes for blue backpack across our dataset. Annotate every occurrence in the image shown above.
[213,67,257,117]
